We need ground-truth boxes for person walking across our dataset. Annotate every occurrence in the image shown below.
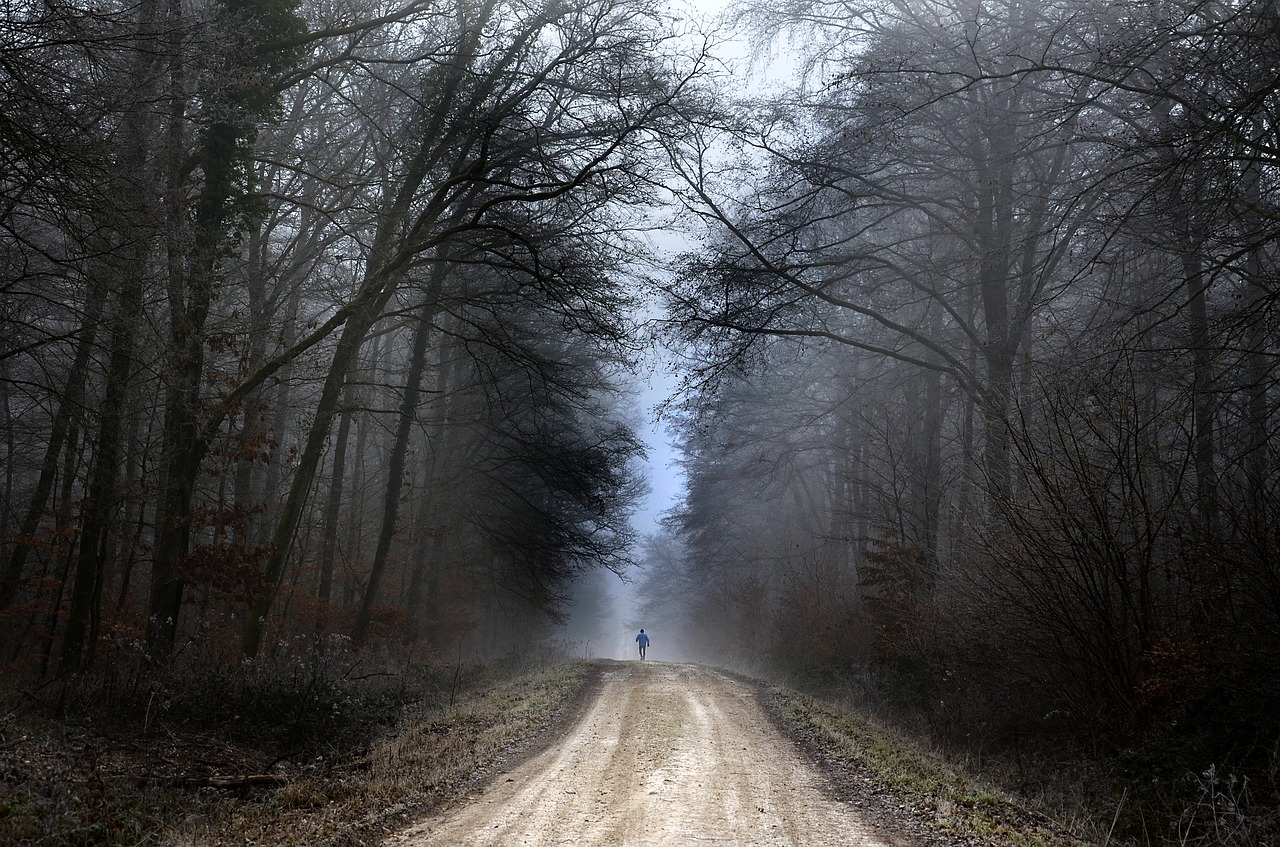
[635,628,650,660]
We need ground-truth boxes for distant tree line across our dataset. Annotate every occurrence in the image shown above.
[646,0,1280,814]
[0,0,708,676]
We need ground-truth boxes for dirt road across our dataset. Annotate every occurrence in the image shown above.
[386,661,893,847]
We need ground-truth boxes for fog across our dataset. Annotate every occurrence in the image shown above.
[2,1,1278,808]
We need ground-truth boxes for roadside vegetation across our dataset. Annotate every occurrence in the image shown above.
[10,654,1262,847]
[764,684,1090,847]
[761,678,1278,847]
[0,651,598,847]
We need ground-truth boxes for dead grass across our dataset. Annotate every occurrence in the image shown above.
[0,658,600,847]
[762,684,1090,847]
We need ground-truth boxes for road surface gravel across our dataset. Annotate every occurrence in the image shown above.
[385,661,895,847]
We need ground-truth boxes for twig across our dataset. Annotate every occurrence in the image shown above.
[1102,786,1127,846]
[183,773,288,789]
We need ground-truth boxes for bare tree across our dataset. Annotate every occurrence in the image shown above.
[657,0,1280,751]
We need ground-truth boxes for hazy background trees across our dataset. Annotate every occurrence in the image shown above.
[650,0,1280,837]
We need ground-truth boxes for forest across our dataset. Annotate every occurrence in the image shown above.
[638,0,1280,840]
[2,0,1279,843]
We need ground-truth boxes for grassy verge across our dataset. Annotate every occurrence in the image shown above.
[0,659,600,847]
[762,685,1090,847]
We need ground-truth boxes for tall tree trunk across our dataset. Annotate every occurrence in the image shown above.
[1,364,11,563]
[238,195,317,547]
[343,360,376,607]
[1183,246,1219,541]
[354,269,445,644]
[232,223,271,528]
[144,285,211,658]
[909,359,944,596]
[952,262,982,541]
[147,120,238,650]
[240,278,401,658]
[145,0,306,658]
[1244,251,1271,548]
[143,0,194,660]
[58,0,162,669]
[238,0,508,658]
[404,331,459,646]
[114,377,151,613]
[1241,162,1272,547]
[316,380,357,633]
[60,269,142,673]
[832,361,862,584]
[1,286,104,611]
[402,481,439,646]
[259,279,305,545]
[971,95,1017,504]
[29,422,87,672]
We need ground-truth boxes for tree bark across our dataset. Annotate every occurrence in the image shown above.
[60,268,142,673]
[353,265,445,644]
[240,274,402,658]
[971,89,1017,504]
[58,0,163,669]
[0,287,103,612]
[316,379,357,633]
[404,330,459,646]
[143,0,194,660]
[238,0,499,656]
[259,279,305,545]
[232,222,271,529]
[1183,246,1219,541]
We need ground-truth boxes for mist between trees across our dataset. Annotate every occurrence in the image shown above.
[2,0,1279,839]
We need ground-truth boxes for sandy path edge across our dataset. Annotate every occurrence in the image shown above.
[384,662,908,847]
[351,662,608,845]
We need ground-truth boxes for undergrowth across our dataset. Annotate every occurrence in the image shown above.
[764,686,1090,847]
[0,648,598,847]
[763,675,1280,847]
